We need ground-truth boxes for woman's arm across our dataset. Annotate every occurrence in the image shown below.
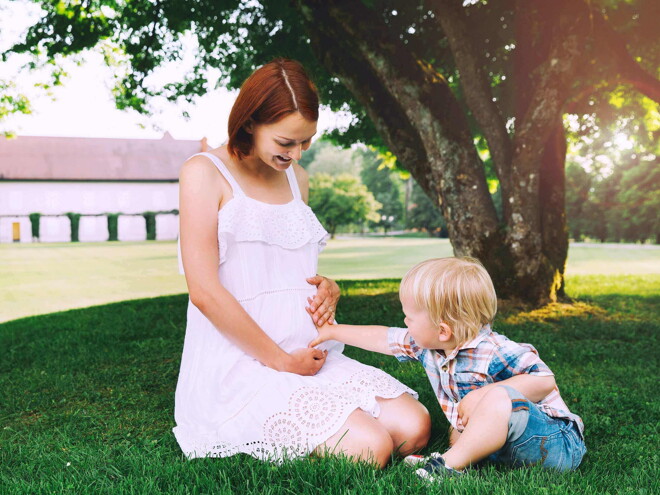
[308,322,393,355]
[180,156,327,376]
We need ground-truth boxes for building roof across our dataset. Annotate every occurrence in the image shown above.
[0,133,207,181]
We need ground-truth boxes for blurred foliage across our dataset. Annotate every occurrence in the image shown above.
[308,173,381,238]
[564,99,659,244]
[107,213,119,241]
[357,147,405,233]
[0,80,31,136]
[65,212,81,242]
[28,212,41,240]
[566,155,659,243]
[407,181,449,238]
[302,140,362,177]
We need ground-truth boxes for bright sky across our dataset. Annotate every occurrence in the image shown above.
[0,0,348,147]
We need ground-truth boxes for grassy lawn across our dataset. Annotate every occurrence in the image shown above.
[1,274,658,493]
[2,238,659,323]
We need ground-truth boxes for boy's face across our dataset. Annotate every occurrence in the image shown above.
[400,292,451,350]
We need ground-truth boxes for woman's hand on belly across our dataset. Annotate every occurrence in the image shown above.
[278,347,328,376]
[306,276,340,326]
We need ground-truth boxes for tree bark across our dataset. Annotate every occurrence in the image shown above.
[539,119,568,298]
[298,0,502,264]
[430,0,513,219]
[503,0,581,302]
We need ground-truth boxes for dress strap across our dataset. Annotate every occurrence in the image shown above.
[193,152,246,197]
[285,165,302,201]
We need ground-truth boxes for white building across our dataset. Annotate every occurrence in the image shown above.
[0,133,206,242]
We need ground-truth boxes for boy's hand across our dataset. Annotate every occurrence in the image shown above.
[308,322,334,348]
[457,386,490,427]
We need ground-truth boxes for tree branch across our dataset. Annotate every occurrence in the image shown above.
[513,7,584,169]
[589,6,660,104]
[429,0,513,200]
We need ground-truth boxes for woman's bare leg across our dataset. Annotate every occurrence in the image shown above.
[313,409,394,468]
[375,394,431,456]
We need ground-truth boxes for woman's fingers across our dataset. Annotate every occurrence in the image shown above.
[306,275,324,286]
[311,292,324,312]
[311,348,326,360]
[288,348,327,375]
[304,348,327,375]
[312,350,328,373]
[305,276,338,326]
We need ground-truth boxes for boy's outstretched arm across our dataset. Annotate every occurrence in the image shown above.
[308,322,393,355]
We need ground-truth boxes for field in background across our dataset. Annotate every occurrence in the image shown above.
[1,238,659,323]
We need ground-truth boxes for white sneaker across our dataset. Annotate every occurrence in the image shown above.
[414,455,464,481]
[403,452,443,466]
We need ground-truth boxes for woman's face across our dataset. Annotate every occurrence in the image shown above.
[250,112,317,171]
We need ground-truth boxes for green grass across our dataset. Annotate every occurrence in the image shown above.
[1,276,659,494]
[2,239,659,323]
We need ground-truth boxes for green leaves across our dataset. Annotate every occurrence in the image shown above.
[0,80,31,132]
[309,173,381,236]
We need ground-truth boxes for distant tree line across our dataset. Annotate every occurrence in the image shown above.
[563,108,659,245]
[304,141,451,237]
[305,138,658,244]
[566,158,658,243]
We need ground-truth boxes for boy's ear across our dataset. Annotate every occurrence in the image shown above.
[438,322,453,342]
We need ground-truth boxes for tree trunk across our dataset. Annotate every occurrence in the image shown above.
[297,0,583,304]
[539,120,569,298]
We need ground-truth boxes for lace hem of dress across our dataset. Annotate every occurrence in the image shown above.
[176,367,417,462]
[218,198,329,263]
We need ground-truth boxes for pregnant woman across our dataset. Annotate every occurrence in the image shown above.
[173,58,430,467]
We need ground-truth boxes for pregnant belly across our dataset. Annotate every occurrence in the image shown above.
[242,288,319,353]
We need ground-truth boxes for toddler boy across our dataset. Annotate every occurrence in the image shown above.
[309,257,585,479]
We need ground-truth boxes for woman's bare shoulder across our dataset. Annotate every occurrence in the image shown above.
[180,154,218,181]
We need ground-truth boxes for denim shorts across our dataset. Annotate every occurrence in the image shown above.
[484,386,586,471]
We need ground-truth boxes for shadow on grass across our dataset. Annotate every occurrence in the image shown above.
[1,278,658,494]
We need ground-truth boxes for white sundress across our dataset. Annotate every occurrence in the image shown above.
[173,152,417,461]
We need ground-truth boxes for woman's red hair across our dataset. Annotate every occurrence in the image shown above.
[227,58,320,160]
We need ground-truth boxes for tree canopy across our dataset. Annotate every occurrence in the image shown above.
[3,0,659,304]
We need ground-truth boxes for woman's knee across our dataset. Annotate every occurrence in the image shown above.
[348,416,393,468]
[368,427,395,468]
[400,401,431,453]
[316,410,394,468]
[377,394,431,454]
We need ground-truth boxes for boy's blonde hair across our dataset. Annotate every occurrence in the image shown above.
[399,257,497,345]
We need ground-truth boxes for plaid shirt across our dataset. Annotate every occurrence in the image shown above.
[387,325,584,437]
